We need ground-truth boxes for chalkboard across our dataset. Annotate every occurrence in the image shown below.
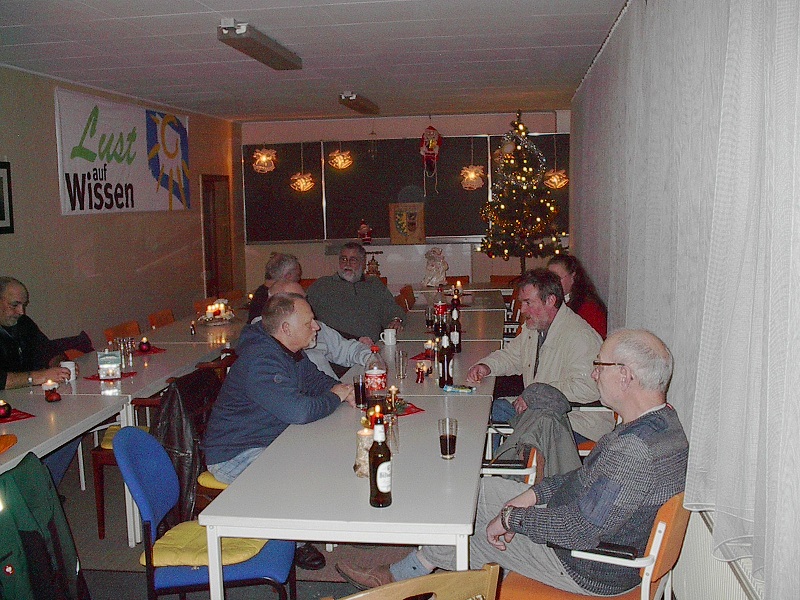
[243,133,568,243]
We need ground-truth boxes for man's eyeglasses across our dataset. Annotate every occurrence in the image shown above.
[339,256,362,265]
[593,360,625,369]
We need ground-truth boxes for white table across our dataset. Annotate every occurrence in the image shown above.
[411,289,507,312]
[145,315,245,346]
[398,311,505,343]
[200,393,493,600]
[0,388,130,474]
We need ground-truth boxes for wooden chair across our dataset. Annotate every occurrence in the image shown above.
[498,493,690,600]
[324,563,499,600]
[221,289,244,302]
[445,275,470,286]
[394,284,416,311]
[490,274,520,287]
[148,308,175,330]
[299,278,317,290]
[103,320,141,343]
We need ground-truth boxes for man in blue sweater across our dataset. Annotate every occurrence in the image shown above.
[337,329,689,595]
[203,292,355,571]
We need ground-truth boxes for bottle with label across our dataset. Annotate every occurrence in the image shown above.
[451,286,461,309]
[438,334,454,388]
[369,416,392,507]
[450,306,462,353]
[433,313,448,338]
[364,345,388,395]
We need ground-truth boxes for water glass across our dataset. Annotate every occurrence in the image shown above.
[386,414,399,455]
[395,350,408,379]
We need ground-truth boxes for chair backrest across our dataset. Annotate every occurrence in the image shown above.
[395,284,416,311]
[325,563,500,600]
[642,492,690,594]
[148,308,175,329]
[445,275,470,285]
[299,278,317,290]
[196,352,238,384]
[113,426,179,544]
[104,320,142,343]
[221,289,244,302]
[490,274,519,287]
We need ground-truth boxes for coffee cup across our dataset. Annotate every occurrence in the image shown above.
[60,361,76,382]
[380,328,397,345]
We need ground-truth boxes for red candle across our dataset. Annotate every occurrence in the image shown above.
[0,400,12,419]
[45,390,62,402]
[138,337,152,353]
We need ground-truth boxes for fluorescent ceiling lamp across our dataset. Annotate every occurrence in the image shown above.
[339,92,379,115]
[218,19,302,71]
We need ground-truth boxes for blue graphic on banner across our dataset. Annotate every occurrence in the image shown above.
[146,110,191,209]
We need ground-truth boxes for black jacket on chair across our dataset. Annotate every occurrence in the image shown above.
[153,369,222,523]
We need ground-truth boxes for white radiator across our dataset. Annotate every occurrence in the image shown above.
[672,512,762,600]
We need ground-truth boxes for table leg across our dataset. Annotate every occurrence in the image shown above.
[456,534,470,570]
[206,525,224,600]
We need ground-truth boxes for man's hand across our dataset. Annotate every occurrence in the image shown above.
[358,336,374,346]
[39,367,72,385]
[467,363,491,383]
[512,395,529,415]
[387,318,404,332]
[332,383,356,407]
[486,514,514,550]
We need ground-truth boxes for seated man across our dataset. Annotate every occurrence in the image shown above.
[266,281,372,380]
[248,252,302,324]
[468,269,612,444]
[0,277,77,486]
[307,242,405,342]
[337,330,689,596]
[203,292,356,571]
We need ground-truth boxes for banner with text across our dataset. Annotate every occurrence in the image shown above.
[56,88,190,215]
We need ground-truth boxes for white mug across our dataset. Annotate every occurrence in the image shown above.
[60,360,77,382]
[380,328,397,345]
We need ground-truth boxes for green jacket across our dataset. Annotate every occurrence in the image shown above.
[0,452,89,600]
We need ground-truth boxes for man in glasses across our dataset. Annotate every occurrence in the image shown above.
[307,242,405,342]
[467,269,612,444]
[337,330,688,596]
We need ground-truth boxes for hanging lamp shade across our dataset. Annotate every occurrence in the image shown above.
[252,147,277,173]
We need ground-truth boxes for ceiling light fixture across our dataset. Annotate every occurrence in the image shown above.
[339,92,379,115]
[252,147,277,173]
[460,138,485,191]
[217,18,302,70]
[544,131,569,189]
[290,143,314,192]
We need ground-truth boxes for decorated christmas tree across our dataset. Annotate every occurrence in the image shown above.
[480,111,564,273]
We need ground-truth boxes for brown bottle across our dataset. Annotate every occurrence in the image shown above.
[450,306,462,353]
[369,417,392,507]
[438,334,454,388]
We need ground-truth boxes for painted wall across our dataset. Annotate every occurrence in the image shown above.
[240,111,569,291]
[0,66,242,347]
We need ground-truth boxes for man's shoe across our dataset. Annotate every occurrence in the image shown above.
[336,561,394,590]
[295,543,326,570]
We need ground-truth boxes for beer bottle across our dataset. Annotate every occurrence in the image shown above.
[450,306,462,353]
[438,334,454,388]
[369,416,392,507]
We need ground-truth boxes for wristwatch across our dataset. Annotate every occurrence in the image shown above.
[27,372,34,387]
[501,505,514,531]
[391,317,403,324]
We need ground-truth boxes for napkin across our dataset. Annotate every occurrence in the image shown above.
[134,345,167,356]
[84,371,138,381]
[1,409,35,423]
[411,352,428,360]
[398,402,424,417]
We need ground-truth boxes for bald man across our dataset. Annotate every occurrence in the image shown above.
[258,280,372,380]
[337,329,688,597]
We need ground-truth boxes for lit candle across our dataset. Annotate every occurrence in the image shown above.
[248,293,254,301]
[205,305,213,319]
[353,428,373,478]
[138,337,151,353]
[456,280,462,289]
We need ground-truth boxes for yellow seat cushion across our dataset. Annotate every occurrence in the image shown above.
[100,425,149,449]
[197,470,228,490]
[140,520,267,567]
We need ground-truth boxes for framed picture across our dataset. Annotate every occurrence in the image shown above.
[389,202,425,244]
[0,162,13,235]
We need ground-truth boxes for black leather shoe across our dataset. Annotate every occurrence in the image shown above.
[295,543,326,570]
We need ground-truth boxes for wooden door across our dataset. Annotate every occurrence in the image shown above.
[201,175,233,299]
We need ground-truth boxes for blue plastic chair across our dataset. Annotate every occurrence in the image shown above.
[113,426,296,600]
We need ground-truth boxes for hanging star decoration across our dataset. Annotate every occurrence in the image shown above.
[252,148,277,173]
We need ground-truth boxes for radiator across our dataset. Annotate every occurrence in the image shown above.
[672,511,762,600]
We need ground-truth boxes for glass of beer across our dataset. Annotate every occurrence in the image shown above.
[438,418,458,459]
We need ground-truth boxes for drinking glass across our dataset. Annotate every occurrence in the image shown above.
[438,418,458,459]
[353,374,368,410]
[425,305,435,332]
[395,350,408,379]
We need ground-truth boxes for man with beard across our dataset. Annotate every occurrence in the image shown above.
[307,242,405,342]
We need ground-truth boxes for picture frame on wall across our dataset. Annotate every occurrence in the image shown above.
[0,162,13,235]
[389,202,425,244]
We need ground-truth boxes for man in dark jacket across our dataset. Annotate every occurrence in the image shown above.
[205,292,355,482]
[0,277,78,486]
